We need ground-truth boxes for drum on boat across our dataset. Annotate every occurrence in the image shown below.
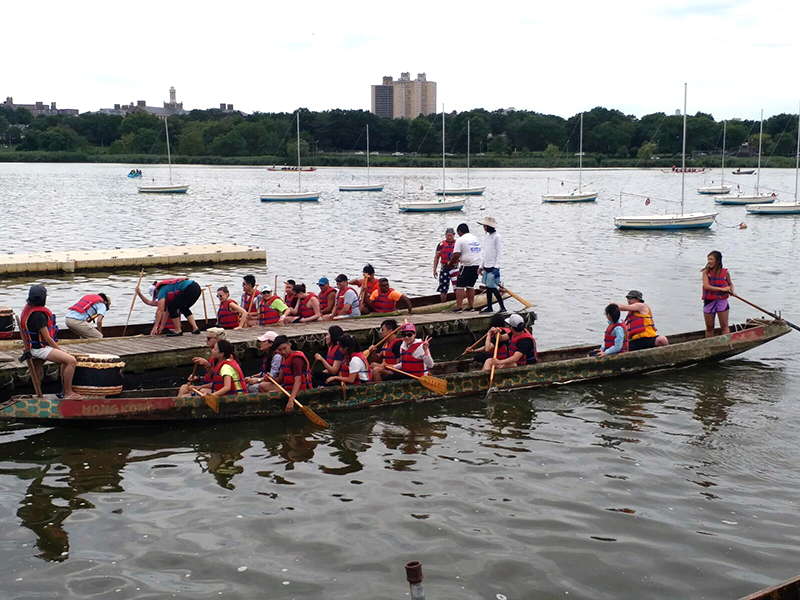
[72,354,125,396]
[0,307,14,340]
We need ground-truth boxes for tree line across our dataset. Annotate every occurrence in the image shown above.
[2,104,798,160]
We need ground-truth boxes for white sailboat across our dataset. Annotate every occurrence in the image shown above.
[748,103,800,215]
[542,112,597,202]
[715,110,775,205]
[614,84,717,230]
[339,125,385,192]
[697,121,731,195]
[261,112,321,202]
[400,106,465,212]
[434,119,485,196]
[138,117,189,194]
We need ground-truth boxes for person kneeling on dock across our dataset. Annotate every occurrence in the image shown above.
[21,285,82,399]
[374,323,434,381]
[481,314,537,371]
[326,334,372,385]
[138,277,202,336]
[215,286,249,330]
[64,293,111,339]
[177,327,226,398]
[590,304,628,357]
[616,290,669,351]
[245,331,282,394]
[365,278,413,315]
[205,339,247,397]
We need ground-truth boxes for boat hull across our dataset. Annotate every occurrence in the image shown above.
[614,212,717,230]
[715,194,776,205]
[138,185,189,194]
[731,170,755,175]
[399,199,465,212]
[698,186,731,195]
[267,167,316,172]
[0,320,788,425]
[542,192,598,203]
[260,192,320,202]
[746,202,800,214]
[434,187,485,196]
[127,173,142,178]
[338,185,385,192]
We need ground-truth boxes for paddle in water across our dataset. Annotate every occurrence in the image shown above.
[384,365,448,395]
[485,330,502,398]
[189,385,219,414]
[264,375,329,428]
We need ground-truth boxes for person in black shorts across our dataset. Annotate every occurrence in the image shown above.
[616,290,669,351]
[448,223,482,312]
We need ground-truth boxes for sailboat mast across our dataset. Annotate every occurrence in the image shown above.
[681,83,687,215]
[366,124,370,185]
[795,101,799,205]
[579,112,584,193]
[297,112,302,193]
[756,109,763,195]
[721,121,726,188]
[165,117,173,185]
[467,119,471,187]
[442,105,446,193]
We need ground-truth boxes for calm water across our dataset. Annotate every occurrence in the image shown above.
[1,163,799,599]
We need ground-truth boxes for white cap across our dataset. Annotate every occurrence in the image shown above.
[258,331,277,342]
[505,314,524,329]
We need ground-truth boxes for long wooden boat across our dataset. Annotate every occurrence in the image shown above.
[267,166,316,172]
[738,574,800,600]
[0,291,500,345]
[0,319,788,425]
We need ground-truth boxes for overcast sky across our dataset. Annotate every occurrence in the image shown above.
[5,0,799,120]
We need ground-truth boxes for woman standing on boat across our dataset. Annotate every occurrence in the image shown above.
[702,250,733,338]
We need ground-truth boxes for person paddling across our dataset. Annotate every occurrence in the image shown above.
[64,293,111,338]
[326,334,372,385]
[177,327,227,398]
[702,250,733,337]
[312,325,346,386]
[392,323,434,379]
[206,339,247,396]
[481,313,537,371]
[245,331,282,393]
[615,290,669,351]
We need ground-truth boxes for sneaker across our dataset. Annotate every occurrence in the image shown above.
[451,308,463,313]
[464,307,475,312]
[479,306,494,313]
[191,329,202,335]
[166,331,183,337]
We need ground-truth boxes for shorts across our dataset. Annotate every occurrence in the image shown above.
[247,383,261,394]
[437,269,458,294]
[481,270,501,289]
[167,282,202,319]
[703,298,729,314]
[628,336,657,351]
[30,346,53,361]
[456,265,479,289]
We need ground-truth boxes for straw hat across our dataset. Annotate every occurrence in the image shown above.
[477,216,498,228]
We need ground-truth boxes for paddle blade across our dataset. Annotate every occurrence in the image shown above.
[418,375,448,395]
[204,394,220,414]
[300,404,329,428]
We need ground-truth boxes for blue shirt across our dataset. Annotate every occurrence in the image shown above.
[157,279,193,301]
[65,302,107,322]
[604,318,626,355]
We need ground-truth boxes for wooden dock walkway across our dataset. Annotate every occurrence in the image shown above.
[0,311,519,396]
[0,243,266,275]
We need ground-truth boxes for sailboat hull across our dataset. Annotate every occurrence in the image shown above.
[614,212,717,230]
[138,185,189,194]
[542,192,598,202]
[260,192,320,202]
[399,199,465,212]
[698,186,731,195]
[746,203,800,214]
[714,194,775,205]
[338,185,385,192]
[434,187,485,196]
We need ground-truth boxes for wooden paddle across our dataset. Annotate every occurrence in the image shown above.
[341,381,347,402]
[201,287,209,324]
[15,315,43,398]
[264,374,329,428]
[456,331,489,360]
[246,285,259,316]
[384,365,448,395]
[363,324,402,359]
[190,385,219,413]
[207,285,217,314]
[499,286,532,309]
[123,269,145,337]
[486,330,501,397]
[731,293,800,333]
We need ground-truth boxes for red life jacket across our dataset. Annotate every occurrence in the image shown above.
[319,287,336,313]
[494,327,511,361]
[399,341,427,376]
[216,299,240,329]
[210,358,247,394]
[336,287,357,315]
[439,239,455,265]
[703,268,729,301]
[603,322,629,353]
[284,292,296,308]
[203,356,220,385]
[155,277,187,303]
[280,351,312,390]
[69,294,105,314]
[241,290,259,316]
[259,295,281,325]
[371,288,397,313]
[298,293,318,318]
[625,308,657,340]
[359,277,380,295]
[509,330,538,366]
[378,338,402,366]
[326,343,343,366]
[21,305,58,350]
[346,351,372,384]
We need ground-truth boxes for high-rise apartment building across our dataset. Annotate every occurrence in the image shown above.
[370,72,436,119]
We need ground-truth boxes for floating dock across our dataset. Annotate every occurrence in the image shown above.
[0,243,267,275]
[0,311,527,396]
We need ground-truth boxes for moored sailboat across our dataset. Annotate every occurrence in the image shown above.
[697,121,731,195]
[434,119,485,196]
[543,112,598,202]
[138,118,189,194]
[339,124,385,192]
[261,112,321,202]
[715,110,775,205]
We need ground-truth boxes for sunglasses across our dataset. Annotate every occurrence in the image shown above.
[401,332,415,337]
[217,294,225,299]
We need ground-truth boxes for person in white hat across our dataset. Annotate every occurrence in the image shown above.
[176,327,227,398]
[245,331,281,393]
[481,313,537,371]
[477,216,506,313]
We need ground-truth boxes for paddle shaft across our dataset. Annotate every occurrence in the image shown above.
[499,286,532,309]
[456,331,489,359]
[364,325,402,359]
[731,293,800,333]
[123,269,145,337]
[207,285,217,313]
[201,287,209,323]
[265,374,329,427]
[15,315,44,398]
[488,330,501,390]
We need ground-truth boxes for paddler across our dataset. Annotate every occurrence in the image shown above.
[590,304,628,357]
[205,339,247,396]
[177,327,227,398]
[280,283,322,324]
[312,325,346,386]
[316,277,337,317]
[467,313,511,363]
[326,334,372,385]
[20,284,82,399]
[137,277,202,336]
[368,319,407,382]
[215,286,249,330]
[271,336,313,412]
[481,314,537,371]
[702,250,733,338]
[377,322,433,381]
[364,278,413,314]
[64,293,111,338]
[245,331,282,393]
[322,274,361,320]
[241,275,261,323]
[615,290,669,351]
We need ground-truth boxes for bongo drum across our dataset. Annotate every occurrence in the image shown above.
[72,354,125,396]
[0,307,13,340]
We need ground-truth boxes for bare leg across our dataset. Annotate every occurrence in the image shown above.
[655,335,669,347]
[186,314,199,331]
[703,312,716,338]
[466,288,476,309]
[718,310,730,335]
[455,288,465,310]
[481,357,494,372]
[171,316,182,332]
[47,348,78,397]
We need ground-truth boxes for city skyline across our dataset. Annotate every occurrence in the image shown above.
[4,0,800,121]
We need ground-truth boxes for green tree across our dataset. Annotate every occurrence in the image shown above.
[0,116,9,141]
[119,111,161,135]
[177,123,207,156]
[285,138,310,158]
[637,142,657,160]
[15,107,33,125]
[406,115,440,156]
[489,134,507,154]
[131,129,159,153]
[543,144,560,160]
[748,133,774,156]
[208,130,248,156]
[38,126,83,151]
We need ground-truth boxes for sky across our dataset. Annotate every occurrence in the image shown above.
[4,0,799,121]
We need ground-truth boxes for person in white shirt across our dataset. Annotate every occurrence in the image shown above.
[477,216,506,313]
[395,322,435,377]
[322,274,362,320]
[447,223,482,312]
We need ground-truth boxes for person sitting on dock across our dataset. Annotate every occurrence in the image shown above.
[283,279,298,309]
[616,290,669,351]
[312,325,346,386]
[253,287,288,326]
[64,293,111,339]
[350,264,381,301]
[326,334,373,385]
[215,286,249,330]
[702,250,733,338]
[317,277,337,317]
[280,283,322,325]
[381,322,433,380]
[20,284,82,399]
[138,277,202,336]
[245,331,281,393]
[468,313,511,363]
[206,339,247,396]
[433,227,458,303]
[273,336,313,412]
[241,275,261,323]
[177,327,226,397]
[365,278,413,315]
[590,304,628,357]
[322,274,361,320]
[481,314,537,371]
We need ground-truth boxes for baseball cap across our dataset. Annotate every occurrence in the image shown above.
[626,290,643,301]
[27,284,47,302]
[335,274,348,283]
[258,331,278,342]
[505,314,524,329]
[317,277,329,286]
[400,323,416,334]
